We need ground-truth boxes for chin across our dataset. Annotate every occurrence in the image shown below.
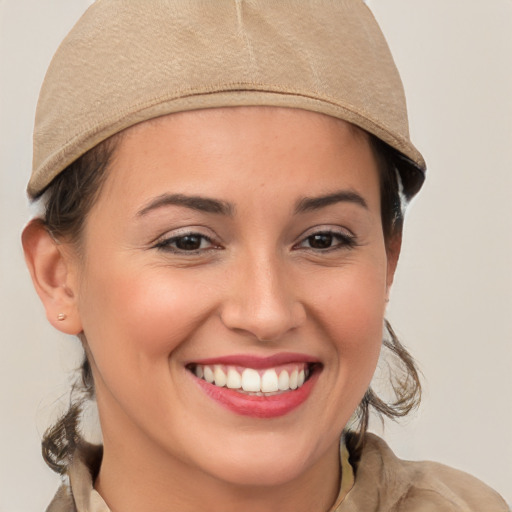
[191,431,334,488]
[208,456,311,488]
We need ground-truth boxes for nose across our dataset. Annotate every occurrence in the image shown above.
[219,253,306,342]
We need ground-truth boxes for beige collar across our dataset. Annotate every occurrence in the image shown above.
[328,441,356,511]
[67,445,109,512]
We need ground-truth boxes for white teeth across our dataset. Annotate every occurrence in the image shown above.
[241,368,261,392]
[226,367,242,389]
[203,366,214,383]
[278,370,290,391]
[192,363,312,393]
[261,369,279,392]
[214,365,227,387]
[289,369,298,390]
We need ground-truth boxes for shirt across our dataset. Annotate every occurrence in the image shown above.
[46,433,509,512]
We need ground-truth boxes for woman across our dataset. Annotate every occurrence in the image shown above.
[20,0,509,510]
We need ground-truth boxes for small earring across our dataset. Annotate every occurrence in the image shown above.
[57,313,67,321]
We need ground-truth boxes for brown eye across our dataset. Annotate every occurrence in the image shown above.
[175,235,203,251]
[307,233,334,249]
[296,230,357,252]
[154,232,217,253]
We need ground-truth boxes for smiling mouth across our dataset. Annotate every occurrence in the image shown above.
[186,362,319,396]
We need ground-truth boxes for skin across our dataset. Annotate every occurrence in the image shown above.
[23,107,400,512]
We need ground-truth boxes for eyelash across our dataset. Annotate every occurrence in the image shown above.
[153,228,357,255]
[293,230,357,252]
[153,232,219,254]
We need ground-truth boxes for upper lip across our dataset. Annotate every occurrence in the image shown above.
[187,352,321,369]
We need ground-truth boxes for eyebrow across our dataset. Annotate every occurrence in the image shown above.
[294,190,368,214]
[137,193,235,217]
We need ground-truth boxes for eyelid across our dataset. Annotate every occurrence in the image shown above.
[150,225,215,243]
[298,224,355,240]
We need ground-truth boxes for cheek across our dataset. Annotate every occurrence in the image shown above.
[304,256,387,382]
[77,258,217,370]
[308,258,387,336]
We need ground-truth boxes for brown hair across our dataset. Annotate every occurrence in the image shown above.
[38,132,421,474]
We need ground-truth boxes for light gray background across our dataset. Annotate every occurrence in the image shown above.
[1,1,511,510]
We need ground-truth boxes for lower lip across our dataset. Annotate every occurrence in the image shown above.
[193,370,319,418]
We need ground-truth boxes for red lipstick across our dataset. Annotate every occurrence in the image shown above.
[187,353,321,418]
[190,352,319,369]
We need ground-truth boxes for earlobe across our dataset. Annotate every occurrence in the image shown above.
[22,219,83,335]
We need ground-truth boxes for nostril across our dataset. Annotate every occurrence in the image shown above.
[220,307,305,343]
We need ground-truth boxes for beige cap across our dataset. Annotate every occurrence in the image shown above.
[29,0,426,199]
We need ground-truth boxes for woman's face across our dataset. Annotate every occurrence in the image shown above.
[67,107,398,487]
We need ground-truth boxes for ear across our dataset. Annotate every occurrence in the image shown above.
[385,230,402,299]
[22,219,83,335]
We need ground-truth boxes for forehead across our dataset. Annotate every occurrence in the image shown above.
[97,107,380,212]
[123,106,369,150]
